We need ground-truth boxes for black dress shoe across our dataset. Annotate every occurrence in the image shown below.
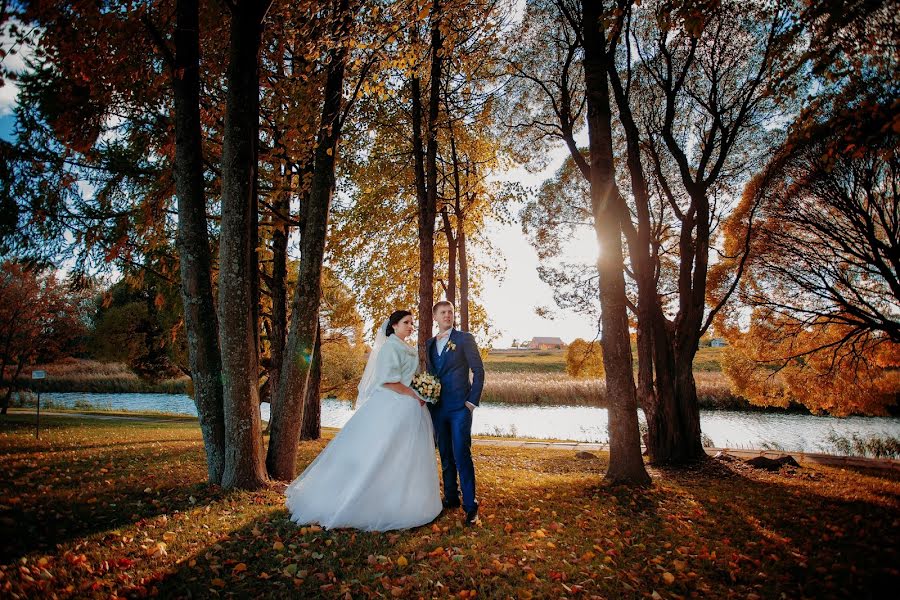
[464,503,479,526]
[442,498,461,510]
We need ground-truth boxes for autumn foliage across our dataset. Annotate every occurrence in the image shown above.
[564,338,604,379]
[0,261,90,413]
[714,77,900,416]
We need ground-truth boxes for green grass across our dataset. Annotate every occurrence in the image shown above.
[484,349,569,373]
[1,413,898,598]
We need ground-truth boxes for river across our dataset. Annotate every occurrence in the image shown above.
[33,392,900,454]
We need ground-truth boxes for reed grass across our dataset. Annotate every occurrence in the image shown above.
[818,430,900,459]
[484,346,726,373]
[3,358,190,395]
[482,370,789,411]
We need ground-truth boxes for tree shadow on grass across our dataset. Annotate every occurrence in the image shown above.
[0,444,224,562]
[645,457,900,599]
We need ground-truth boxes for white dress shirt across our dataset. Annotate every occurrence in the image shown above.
[436,328,454,355]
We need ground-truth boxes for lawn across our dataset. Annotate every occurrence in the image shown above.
[1,413,898,599]
[484,350,569,374]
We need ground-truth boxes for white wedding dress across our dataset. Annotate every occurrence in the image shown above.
[285,329,442,531]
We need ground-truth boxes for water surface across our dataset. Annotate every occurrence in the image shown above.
[35,392,900,454]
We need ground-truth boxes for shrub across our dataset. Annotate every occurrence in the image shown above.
[564,338,604,379]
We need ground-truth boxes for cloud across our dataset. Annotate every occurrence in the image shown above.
[1,19,38,116]
[0,80,18,116]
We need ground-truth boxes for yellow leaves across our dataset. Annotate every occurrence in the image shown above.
[531,528,547,539]
[146,542,167,558]
[273,541,285,551]
[565,339,604,378]
[662,571,675,585]
[163,531,176,543]
[396,555,408,567]
[232,562,247,573]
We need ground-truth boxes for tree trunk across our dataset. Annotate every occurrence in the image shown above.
[412,0,443,365]
[674,349,705,460]
[441,208,457,305]
[444,130,465,306]
[299,322,322,441]
[411,68,430,364]
[0,357,25,415]
[266,2,348,481]
[647,315,680,462]
[172,0,226,484]
[457,211,470,332]
[581,0,649,486]
[0,356,27,415]
[217,0,270,491]
[0,354,10,414]
[268,162,292,406]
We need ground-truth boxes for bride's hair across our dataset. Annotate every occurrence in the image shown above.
[385,310,413,336]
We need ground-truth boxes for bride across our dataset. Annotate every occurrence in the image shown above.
[285,310,442,531]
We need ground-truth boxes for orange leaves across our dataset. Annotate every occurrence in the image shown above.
[145,542,167,558]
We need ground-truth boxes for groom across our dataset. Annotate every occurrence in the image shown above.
[426,301,485,526]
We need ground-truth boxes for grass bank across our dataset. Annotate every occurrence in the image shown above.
[1,413,898,599]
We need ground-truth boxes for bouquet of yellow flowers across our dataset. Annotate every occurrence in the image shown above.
[411,372,441,404]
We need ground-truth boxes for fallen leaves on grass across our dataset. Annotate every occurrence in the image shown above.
[1,414,898,599]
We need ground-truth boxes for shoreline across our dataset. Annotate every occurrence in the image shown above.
[5,408,899,467]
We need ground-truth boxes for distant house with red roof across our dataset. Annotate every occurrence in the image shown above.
[527,337,567,350]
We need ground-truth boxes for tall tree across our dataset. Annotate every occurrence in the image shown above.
[171,0,227,485]
[514,0,803,465]
[217,0,273,491]
[0,262,90,414]
[411,0,444,364]
[621,0,800,463]
[266,0,352,481]
[580,0,650,484]
[716,77,899,416]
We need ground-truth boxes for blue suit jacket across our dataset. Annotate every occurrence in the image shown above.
[426,329,485,409]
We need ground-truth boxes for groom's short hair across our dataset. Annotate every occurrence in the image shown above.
[432,300,455,314]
